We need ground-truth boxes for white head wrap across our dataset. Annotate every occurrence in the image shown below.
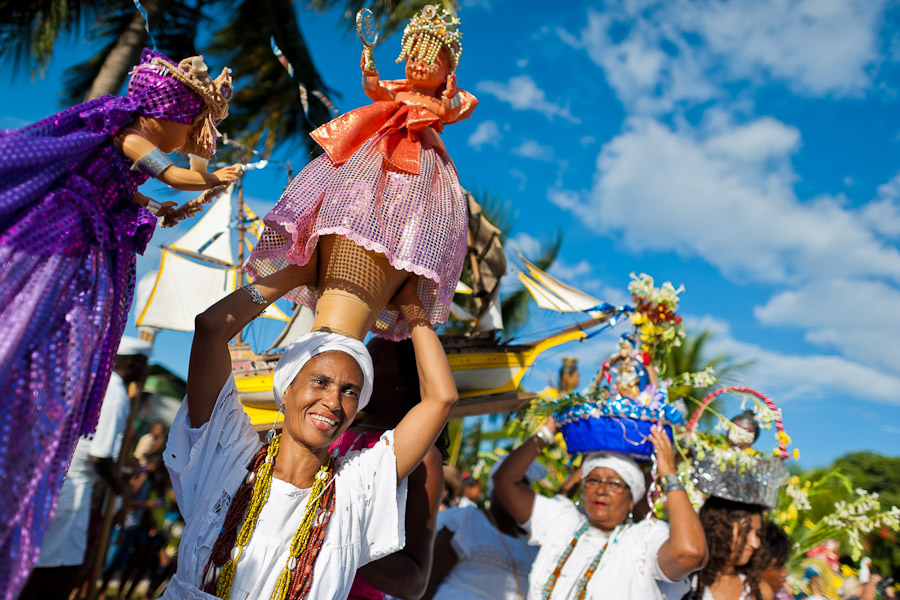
[581,452,646,500]
[272,331,374,411]
[117,336,152,357]
[487,457,548,497]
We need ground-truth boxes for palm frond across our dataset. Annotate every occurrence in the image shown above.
[0,0,115,74]
[500,231,563,335]
[307,0,430,38]
[207,0,338,156]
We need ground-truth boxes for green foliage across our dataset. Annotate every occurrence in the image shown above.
[775,453,900,579]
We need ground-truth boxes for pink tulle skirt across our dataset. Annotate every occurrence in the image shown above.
[245,137,468,340]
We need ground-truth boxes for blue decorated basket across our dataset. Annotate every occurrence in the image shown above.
[555,400,682,461]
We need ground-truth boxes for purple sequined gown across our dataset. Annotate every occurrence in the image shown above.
[0,96,155,598]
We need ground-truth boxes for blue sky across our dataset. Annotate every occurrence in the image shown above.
[4,0,900,466]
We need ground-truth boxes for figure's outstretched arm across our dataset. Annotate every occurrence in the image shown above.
[392,279,459,483]
[132,191,176,217]
[188,258,317,427]
[361,52,394,102]
[120,132,242,191]
[434,72,463,123]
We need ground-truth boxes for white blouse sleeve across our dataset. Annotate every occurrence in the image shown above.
[524,494,585,546]
[337,429,408,566]
[163,376,262,522]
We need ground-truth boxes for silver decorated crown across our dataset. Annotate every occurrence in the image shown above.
[691,456,789,509]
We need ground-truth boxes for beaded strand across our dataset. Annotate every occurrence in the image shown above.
[202,434,336,600]
[541,523,626,600]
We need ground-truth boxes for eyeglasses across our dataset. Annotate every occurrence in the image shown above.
[583,477,628,494]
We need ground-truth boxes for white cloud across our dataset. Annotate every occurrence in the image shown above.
[512,139,555,161]
[561,0,888,114]
[509,168,527,191]
[562,117,900,285]
[860,173,900,238]
[754,278,900,374]
[476,75,581,123]
[687,315,900,406]
[468,120,501,150]
[506,232,541,258]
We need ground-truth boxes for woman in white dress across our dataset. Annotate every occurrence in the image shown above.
[493,418,708,600]
[160,259,458,599]
[424,460,546,600]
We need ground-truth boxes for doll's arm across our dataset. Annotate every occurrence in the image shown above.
[133,191,177,217]
[120,133,242,192]
[360,52,394,102]
[435,73,464,123]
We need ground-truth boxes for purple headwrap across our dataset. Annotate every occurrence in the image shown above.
[126,48,207,126]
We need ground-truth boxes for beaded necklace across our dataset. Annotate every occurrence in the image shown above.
[541,523,626,600]
[201,434,336,600]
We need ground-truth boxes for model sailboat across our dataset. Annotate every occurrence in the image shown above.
[134,185,630,428]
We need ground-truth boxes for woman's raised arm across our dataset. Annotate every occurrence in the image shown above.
[187,258,317,428]
[492,420,556,525]
[653,424,708,580]
[392,280,459,483]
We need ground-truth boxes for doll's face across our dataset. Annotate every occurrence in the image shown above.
[405,45,451,91]
[138,117,192,153]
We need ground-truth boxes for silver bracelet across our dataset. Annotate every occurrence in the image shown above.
[660,473,685,495]
[535,425,555,447]
[145,198,163,216]
[242,283,267,305]
[362,72,379,89]
[444,93,462,109]
[130,147,174,177]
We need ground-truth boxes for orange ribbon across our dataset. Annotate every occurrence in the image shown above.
[310,101,444,175]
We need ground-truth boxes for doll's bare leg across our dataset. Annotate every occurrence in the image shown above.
[311,235,410,340]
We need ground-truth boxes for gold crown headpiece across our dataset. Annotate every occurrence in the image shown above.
[395,5,463,71]
[151,55,233,158]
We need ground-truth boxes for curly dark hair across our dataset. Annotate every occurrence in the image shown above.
[749,520,791,572]
[688,497,766,600]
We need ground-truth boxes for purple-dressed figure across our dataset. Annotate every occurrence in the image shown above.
[0,48,238,597]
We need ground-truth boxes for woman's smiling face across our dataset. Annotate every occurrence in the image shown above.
[282,351,364,450]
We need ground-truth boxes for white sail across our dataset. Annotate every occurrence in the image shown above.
[519,254,606,315]
[169,187,235,265]
[136,250,288,331]
[136,250,236,331]
[517,272,572,313]
[267,305,315,350]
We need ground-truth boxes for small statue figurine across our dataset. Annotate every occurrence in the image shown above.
[246,5,477,342]
[0,48,238,596]
[558,357,580,394]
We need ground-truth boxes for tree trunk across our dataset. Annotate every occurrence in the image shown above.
[84,0,169,100]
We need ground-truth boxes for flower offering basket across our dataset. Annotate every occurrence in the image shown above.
[556,399,683,461]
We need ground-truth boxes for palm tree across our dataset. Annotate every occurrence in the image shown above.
[663,329,751,428]
[0,0,429,154]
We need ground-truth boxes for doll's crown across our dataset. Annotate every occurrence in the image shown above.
[396,5,463,70]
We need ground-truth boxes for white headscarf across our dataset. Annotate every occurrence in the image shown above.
[581,452,646,500]
[487,457,548,497]
[272,331,374,411]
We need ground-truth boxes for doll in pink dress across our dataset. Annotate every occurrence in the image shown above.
[246,5,477,341]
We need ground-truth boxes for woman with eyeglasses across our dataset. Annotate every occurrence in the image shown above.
[492,418,707,600]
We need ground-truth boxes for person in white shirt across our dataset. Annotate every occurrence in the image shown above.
[425,459,546,600]
[22,336,150,599]
[161,261,458,600]
[493,418,708,600]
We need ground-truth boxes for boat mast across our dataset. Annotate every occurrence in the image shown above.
[235,176,247,344]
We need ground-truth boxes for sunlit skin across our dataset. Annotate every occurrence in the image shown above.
[583,467,633,533]
[273,351,363,486]
[761,561,788,594]
[733,514,762,567]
